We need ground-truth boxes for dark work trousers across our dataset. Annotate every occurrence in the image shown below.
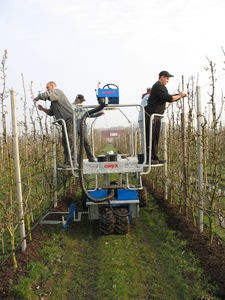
[83,133,95,161]
[145,112,161,161]
[62,118,74,163]
[77,131,95,161]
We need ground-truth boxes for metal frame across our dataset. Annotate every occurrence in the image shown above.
[40,210,88,225]
[141,113,165,175]
[46,103,169,227]
[52,118,75,176]
[52,105,166,191]
[86,199,139,206]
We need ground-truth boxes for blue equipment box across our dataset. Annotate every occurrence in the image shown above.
[117,189,138,200]
[98,88,119,104]
[87,190,108,202]
[86,189,138,202]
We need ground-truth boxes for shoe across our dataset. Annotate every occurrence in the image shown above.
[88,158,97,162]
[58,163,69,169]
[151,159,159,165]
[64,163,72,168]
[58,161,72,168]
[153,156,159,160]
[152,157,166,164]
[158,159,166,164]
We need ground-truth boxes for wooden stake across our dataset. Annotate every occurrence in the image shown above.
[10,89,26,252]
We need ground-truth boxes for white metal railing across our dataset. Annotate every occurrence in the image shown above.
[52,105,167,196]
[52,118,75,176]
[141,113,165,175]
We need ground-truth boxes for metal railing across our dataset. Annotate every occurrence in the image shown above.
[52,105,167,195]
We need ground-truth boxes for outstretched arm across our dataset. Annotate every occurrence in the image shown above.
[37,104,53,116]
[155,85,186,103]
[172,91,186,102]
[34,91,50,102]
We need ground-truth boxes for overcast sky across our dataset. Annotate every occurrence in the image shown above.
[1,0,225,124]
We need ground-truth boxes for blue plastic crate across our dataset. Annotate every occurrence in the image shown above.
[117,189,138,200]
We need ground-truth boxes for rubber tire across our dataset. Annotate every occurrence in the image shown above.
[99,207,115,235]
[114,207,129,234]
[138,186,148,207]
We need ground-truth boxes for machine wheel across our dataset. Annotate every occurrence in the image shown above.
[138,186,148,207]
[99,207,115,235]
[114,207,129,234]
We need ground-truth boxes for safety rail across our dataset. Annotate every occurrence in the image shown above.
[141,113,165,175]
[52,106,167,191]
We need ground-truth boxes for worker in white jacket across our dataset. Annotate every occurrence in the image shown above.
[138,87,151,153]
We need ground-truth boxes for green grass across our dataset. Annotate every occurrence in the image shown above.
[11,195,219,300]
[12,261,51,299]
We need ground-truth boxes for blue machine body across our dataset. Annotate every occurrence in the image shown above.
[87,189,138,202]
[117,189,138,200]
[86,189,138,224]
[88,190,108,199]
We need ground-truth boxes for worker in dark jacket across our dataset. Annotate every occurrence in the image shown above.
[34,81,74,167]
[145,71,186,164]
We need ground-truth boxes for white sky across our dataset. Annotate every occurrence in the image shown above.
[1,0,225,125]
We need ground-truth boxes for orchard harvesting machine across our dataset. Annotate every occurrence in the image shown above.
[41,83,166,234]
